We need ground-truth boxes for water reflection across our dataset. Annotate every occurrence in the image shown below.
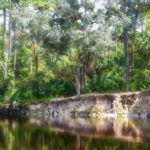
[29,117,150,143]
[0,117,149,150]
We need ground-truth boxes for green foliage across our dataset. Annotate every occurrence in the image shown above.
[10,78,76,102]
[84,51,125,93]
[0,0,149,103]
[130,69,150,91]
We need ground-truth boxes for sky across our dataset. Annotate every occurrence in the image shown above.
[0,10,3,25]
[92,0,106,9]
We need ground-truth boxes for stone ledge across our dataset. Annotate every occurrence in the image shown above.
[29,91,150,118]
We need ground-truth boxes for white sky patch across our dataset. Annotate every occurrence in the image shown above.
[79,0,106,13]
[0,10,3,25]
[91,0,107,10]
[0,10,10,30]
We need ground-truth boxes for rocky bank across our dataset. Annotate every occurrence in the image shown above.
[29,91,150,118]
[0,91,149,118]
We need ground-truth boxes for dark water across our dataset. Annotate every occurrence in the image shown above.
[0,117,150,150]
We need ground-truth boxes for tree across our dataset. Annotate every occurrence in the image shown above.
[0,0,149,102]
[105,0,150,91]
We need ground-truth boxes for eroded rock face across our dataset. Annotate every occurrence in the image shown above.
[29,92,146,118]
[130,91,150,118]
[0,91,149,118]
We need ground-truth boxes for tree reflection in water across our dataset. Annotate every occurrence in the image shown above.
[0,117,149,150]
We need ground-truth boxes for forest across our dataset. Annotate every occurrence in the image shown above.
[0,0,150,103]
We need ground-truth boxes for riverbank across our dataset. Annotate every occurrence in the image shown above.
[0,91,150,118]
[0,102,28,118]
[29,90,150,118]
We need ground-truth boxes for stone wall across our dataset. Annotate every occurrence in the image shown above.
[130,90,150,118]
[29,91,147,118]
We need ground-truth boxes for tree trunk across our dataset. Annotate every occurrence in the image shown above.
[32,40,39,74]
[123,29,130,92]
[3,0,12,81]
[8,0,12,58]
[115,34,118,56]
[30,55,33,73]
[74,67,85,95]
[74,53,92,95]
[131,35,135,68]
[13,5,18,88]
[13,49,17,88]
[13,28,17,88]
[115,34,118,71]
[3,7,8,81]
[75,74,81,95]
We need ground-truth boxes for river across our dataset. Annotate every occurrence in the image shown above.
[0,116,150,150]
